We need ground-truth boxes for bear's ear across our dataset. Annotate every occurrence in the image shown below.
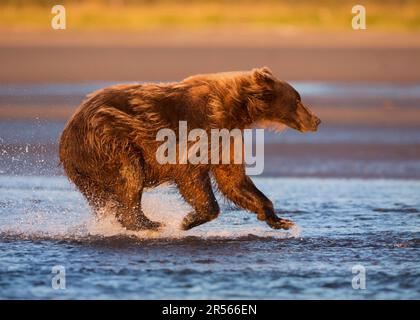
[260,66,273,75]
[252,67,275,85]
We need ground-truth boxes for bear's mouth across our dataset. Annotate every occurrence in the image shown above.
[298,117,321,132]
[297,124,319,133]
[295,102,321,132]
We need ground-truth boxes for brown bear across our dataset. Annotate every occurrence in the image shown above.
[59,67,321,231]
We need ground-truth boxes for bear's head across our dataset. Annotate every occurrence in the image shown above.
[248,67,321,133]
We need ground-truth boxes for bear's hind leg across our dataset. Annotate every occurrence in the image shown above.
[113,159,162,231]
[176,172,220,230]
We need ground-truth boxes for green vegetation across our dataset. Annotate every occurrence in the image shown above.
[1,0,419,31]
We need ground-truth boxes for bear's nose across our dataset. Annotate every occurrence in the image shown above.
[315,118,321,126]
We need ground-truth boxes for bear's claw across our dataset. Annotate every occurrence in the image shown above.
[137,217,162,231]
[266,217,294,230]
[181,212,217,230]
[121,216,162,231]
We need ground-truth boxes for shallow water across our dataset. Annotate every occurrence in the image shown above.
[0,176,418,299]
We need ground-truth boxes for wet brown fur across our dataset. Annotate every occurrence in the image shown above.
[59,67,321,231]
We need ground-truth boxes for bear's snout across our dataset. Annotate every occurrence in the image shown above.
[295,102,321,132]
[311,116,321,131]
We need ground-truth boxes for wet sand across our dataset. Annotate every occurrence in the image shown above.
[1,30,420,83]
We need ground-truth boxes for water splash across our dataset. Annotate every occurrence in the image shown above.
[86,187,298,240]
[0,176,298,242]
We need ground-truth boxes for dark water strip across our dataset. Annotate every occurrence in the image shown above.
[1,82,420,99]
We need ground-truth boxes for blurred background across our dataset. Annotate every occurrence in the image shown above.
[0,0,420,177]
[1,0,420,301]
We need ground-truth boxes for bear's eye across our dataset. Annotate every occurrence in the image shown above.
[262,93,275,102]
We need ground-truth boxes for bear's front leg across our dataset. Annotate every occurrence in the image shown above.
[176,171,220,230]
[212,165,294,230]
